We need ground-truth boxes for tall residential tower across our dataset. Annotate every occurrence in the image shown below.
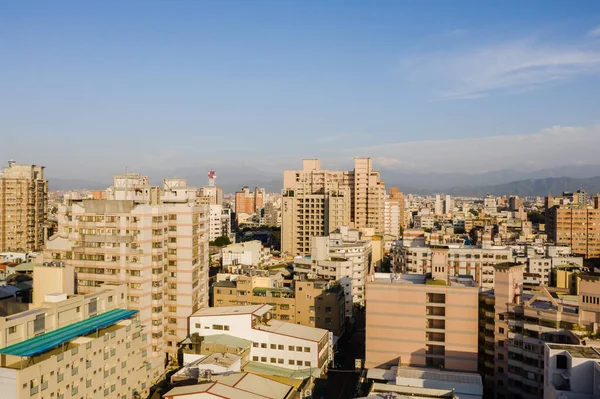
[0,160,47,252]
[282,158,385,256]
[43,173,210,370]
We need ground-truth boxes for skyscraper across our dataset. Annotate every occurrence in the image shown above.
[281,158,385,256]
[0,160,47,252]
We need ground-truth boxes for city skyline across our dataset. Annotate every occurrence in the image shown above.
[2,1,600,180]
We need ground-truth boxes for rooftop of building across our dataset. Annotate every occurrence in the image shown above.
[547,344,600,359]
[370,273,477,288]
[395,365,482,385]
[0,309,139,370]
[242,361,322,379]
[202,334,253,349]
[254,318,327,342]
[198,352,241,368]
[164,372,293,399]
[191,304,271,318]
[0,308,138,359]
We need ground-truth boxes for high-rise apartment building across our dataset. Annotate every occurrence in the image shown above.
[208,204,231,241]
[434,194,444,216]
[384,188,405,238]
[480,263,600,398]
[234,186,265,215]
[444,194,453,215]
[0,160,47,252]
[365,273,479,371]
[508,195,524,211]
[546,201,600,259]
[43,173,210,367]
[294,227,372,315]
[282,158,385,256]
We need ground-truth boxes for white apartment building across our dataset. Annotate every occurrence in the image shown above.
[394,243,513,289]
[189,305,331,375]
[0,284,152,399]
[444,194,453,215]
[434,194,443,216]
[384,198,402,238]
[221,240,265,269]
[413,214,435,230]
[43,173,210,367]
[208,204,231,242]
[294,227,372,314]
[543,343,600,399]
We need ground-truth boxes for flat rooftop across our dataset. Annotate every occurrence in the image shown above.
[191,304,270,318]
[202,334,253,349]
[164,372,293,399]
[0,308,137,358]
[547,344,600,359]
[396,365,482,385]
[255,318,328,342]
[243,361,322,379]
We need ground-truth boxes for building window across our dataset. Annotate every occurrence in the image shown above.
[289,346,294,351]
[556,354,567,369]
[304,347,310,352]
[261,357,267,362]
[261,343,267,348]
[289,359,294,365]
[195,323,201,329]
[270,358,276,363]
[8,326,16,334]
[296,360,303,365]
[278,344,284,350]
[499,327,504,334]
[253,342,259,348]
[252,356,258,361]
[270,344,276,349]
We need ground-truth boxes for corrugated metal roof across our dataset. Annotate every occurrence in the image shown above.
[0,308,137,357]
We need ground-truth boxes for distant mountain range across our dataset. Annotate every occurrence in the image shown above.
[444,176,600,197]
[47,163,600,197]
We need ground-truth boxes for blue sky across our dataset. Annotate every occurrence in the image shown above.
[2,1,600,180]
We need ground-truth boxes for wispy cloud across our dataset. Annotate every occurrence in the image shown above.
[340,124,600,173]
[588,26,600,37]
[402,35,600,100]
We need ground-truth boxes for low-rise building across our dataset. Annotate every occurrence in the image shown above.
[0,284,151,399]
[212,272,345,336]
[221,241,266,269]
[189,305,332,375]
[164,372,295,399]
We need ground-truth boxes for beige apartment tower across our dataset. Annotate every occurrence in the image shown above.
[282,158,385,256]
[546,203,600,259]
[43,173,210,369]
[0,160,47,252]
[365,273,479,372]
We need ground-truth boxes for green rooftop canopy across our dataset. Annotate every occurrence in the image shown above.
[0,308,138,358]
